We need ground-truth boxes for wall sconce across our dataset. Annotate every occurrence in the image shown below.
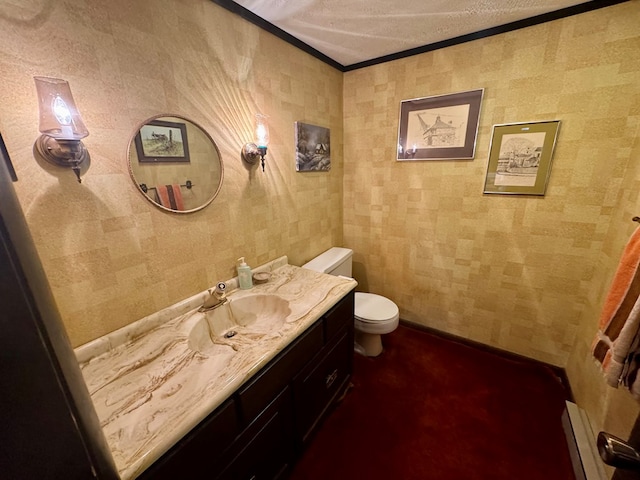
[242,113,269,172]
[34,76,89,183]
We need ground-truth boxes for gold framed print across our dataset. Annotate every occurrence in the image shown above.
[483,120,560,196]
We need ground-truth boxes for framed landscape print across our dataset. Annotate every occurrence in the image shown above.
[397,89,483,161]
[483,120,561,196]
[134,119,190,163]
[295,121,331,171]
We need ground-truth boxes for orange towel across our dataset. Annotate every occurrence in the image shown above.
[593,226,640,397]
[156,184,184,211]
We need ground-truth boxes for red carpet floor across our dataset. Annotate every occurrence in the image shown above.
[289,324,575,480]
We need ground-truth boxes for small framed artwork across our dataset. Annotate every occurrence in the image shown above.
[397,88,483,161]
[295,121,331,171]
[483,120,561,196]
[134,119,190,163]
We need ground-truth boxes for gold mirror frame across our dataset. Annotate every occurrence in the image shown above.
[128,114,223,214]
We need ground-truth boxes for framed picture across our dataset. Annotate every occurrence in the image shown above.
[134,119,190,163]
[397,88,483,161]
[295,122,331,171]
[483,120,560,196]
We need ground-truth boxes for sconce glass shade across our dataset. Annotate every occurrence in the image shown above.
[33,76,90,183]
[241,113,269,172]
[34,76,88,140]
[255,114,269,148]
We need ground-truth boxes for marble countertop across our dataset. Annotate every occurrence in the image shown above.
[75,256,357,479]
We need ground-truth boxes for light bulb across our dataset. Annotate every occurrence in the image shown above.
[52,96,72,125]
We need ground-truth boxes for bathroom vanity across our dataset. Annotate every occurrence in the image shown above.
[141,290,354,479]
[75,257,356,479]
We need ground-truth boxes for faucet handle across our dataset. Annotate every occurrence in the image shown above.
[215,282,226,295]
[199,282,228,312]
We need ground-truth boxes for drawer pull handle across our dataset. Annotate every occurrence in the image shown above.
[325,369,338,389]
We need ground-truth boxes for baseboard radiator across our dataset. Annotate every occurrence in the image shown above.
[563,401,608,480]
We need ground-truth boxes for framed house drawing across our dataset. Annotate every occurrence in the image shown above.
[483,120,561,196]
[397,89,483,161]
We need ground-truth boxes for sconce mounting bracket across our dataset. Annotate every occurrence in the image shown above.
[35,135,88,183]
[242,142,260,166]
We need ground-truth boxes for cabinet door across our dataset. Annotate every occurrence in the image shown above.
[237,322,322,423]
[140,399,238,479]
[324,291,354,342]
[293,330,351,446]
[223,387,294,480]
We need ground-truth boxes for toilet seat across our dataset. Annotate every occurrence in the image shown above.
[354,292,400,333]
[355,292,399,323]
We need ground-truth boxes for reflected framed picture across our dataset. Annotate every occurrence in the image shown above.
[134,119,190,163]
[483,120,560,196]
[397,88,483,161]
[295,121,331,171]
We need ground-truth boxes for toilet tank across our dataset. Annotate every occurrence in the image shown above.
[301,247,353,277]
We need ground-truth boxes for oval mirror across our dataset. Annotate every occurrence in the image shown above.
[128,114,223,213]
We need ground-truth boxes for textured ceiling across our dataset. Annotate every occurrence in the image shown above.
[226,0,617,69]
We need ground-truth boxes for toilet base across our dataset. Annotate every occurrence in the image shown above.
[355,330,383,357]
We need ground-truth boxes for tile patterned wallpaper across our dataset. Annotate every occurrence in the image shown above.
[0,0,344,346]
[343,1,640,434]
[567,76,640,438]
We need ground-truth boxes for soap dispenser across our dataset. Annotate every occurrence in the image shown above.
[237,257,253,290]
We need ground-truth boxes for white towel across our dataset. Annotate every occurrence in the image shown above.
[602,294,640,396]
[593,226,640,399]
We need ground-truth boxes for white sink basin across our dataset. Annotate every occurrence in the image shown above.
[189,294,291,352]
[226,294,291,329]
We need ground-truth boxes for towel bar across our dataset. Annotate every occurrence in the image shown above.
[140,180,193,194]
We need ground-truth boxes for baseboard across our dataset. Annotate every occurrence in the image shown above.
[399,319,574,401]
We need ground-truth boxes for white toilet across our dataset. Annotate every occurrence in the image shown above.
[302,247,399,357]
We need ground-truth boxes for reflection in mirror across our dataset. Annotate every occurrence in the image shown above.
[128,115,223,213]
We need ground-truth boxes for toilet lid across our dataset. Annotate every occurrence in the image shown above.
[355,292,399,323]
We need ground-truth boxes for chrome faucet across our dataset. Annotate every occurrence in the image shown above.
[198,282,228,312]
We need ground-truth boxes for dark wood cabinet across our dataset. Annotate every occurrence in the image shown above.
[139,399,238,479]
[140,289,355,480]
[221,387,294,480]
[237,322,323,422]
[293,330,351,448]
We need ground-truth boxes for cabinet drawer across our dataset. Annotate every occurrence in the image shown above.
[238,321,323,422]
[293,331,351,444]
[324,291,354,342]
